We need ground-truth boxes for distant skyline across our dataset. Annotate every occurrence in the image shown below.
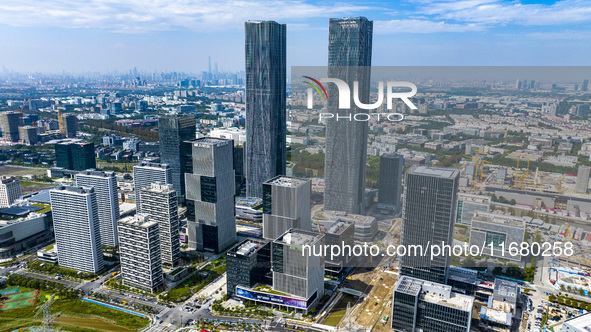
[1,0,591,73]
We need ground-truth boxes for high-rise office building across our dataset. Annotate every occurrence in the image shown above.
[139,183,180,268]
[159,114,195,203]
[576,166,591,194]
[391,276,474,332]
[245,20,287,197]
[272,229,325,311]
[323,17,373,214]
[76,170,120,247]
[0,111,22,142]
[50,185,104,273]
[377,153,404,211]
[55,140,96,171]
[582,79,589,92]
[60,113,78,138]
[234,145,245,196]
[133,161,171,213]
[226,238,271,297]
[117,214,163,293]
[399,166,460,284]
[262,176,311,240]
[185,137,236,252]
[18,126,38,145]
[0,176,21,208]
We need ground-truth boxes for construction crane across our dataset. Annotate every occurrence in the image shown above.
[509,152,533,189]
[463,148,491,189]
[564,224,573,243]
[558,174,567,194]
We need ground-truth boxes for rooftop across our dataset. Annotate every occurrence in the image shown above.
[189,137,232,146]
[77,170,116,178]
[119,213,157,228]
[409,166,459,179]
[135,161,170,169]
[51,185,94,195]
[265,176,309,188]
[563,312,591,329]
[236,197,262,208]
[275,229,323,247]
[472,212,525,229]
[395,276,474,312]
[458,193,491,205]
[326,219,354,235]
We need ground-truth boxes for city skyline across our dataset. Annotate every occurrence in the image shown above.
[1,0,591,73]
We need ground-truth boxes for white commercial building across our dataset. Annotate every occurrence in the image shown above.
[0,176,21,208]
[50,185,104,273]
[138,183,180,268]
[76,170,120,246]
[133,161,171,212]
[117,214,163,293]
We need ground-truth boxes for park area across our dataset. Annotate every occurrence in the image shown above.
[0,287,149,332]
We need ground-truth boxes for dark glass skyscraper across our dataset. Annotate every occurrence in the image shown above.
[55,141,96,171]
[399,166,460,284]
[159,115,195,203]
[378,153,404,211]
[245,21,286,197]
[323,17,373,214]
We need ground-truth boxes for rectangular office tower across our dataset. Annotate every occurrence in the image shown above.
[185,138,236,252]
[399,166,460,284]
[262,176,312,240]
[576,165,591,193]
[226,238,272,298]
[50,185,104,273]
[55,141,96,171]
[0,111,22,142]
[117,214,163,293]
[0,176,21,208]
[324,219,355,276]
[60,113,78,138]
[377,153,404,212]
[133,161,171,213]
[139,183,180,268]
[272,229,325,312]
[323,17,373,215]
[159,114,196,203]
[244,21,287,197]
[391,276,474,332]
[76,170,120,247]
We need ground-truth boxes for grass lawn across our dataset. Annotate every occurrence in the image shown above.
[324,309,346,327]
[0,298,148,331]
[0,165,48,177]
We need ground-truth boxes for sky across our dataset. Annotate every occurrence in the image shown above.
[0,0,590,73]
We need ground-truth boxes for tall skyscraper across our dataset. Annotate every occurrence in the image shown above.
[0,111,22,142]
[76,170,120,247]
[323,17,373,214]
[50,185,104,273]
[139,183,180,268]
[117,214,163,293]
[54,140,96,171]
[262,176,312,240]
[185,138,236,252]
[245,20,287,197]
[0,176,21,208]
[377,153,404,211]
[133,161,171,213]
[576,165,591,194]
[159,114,196,203]
[582,79,589,92]
[60,113,78,138]
[399,166,460,284]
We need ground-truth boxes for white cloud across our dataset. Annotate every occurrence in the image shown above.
[0,0,372,33]
[413,0,591,26]
[374,19,484,33]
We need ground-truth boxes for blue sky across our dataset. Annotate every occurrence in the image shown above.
[0,0,590,73]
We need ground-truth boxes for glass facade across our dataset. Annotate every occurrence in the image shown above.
[245,21,287,198]
[323,17,373,214]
